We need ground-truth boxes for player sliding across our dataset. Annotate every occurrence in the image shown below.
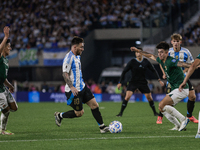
[116,48,164,117]
[54,36,109,133]
[131,41,192,131]
[0,26,18,135]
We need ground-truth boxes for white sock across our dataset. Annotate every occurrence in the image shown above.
[162,111,180,127]
[99,124,105,127]
[163,105,185,122]
[1,111,10,131]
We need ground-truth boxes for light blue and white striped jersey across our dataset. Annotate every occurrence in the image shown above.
[168,47,194,73]
[62,51,85,92]
[168,47,194,63]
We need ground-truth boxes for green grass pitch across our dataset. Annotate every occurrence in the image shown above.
[0,102,199,150]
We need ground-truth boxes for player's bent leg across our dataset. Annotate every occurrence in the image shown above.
[54,110,80,127]
[8,102,18,112]
[187,90,198,123]
[116,91,133,117]
[157,95,174,125]
[86,98,109,133]
[0,107,14,135]
[144,93,159,116]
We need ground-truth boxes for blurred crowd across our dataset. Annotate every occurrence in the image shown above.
[0,0,192,50]
[179,16,200,46]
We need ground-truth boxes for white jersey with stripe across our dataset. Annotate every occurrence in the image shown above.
[168,47,194,74]
[62,51,85,92]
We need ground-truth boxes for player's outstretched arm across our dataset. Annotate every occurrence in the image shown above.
[63,72,78,96]
[179,59,200,91]
[130,47,158,61]
[0,26,10,54]
[4,79,14,93]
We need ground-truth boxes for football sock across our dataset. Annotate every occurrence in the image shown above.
[187,100,195,117]
[159,111,163,117]
[120,100,128,114]
[1,111,10,130]
[163,105,185,122]
[162,111,180,127]
[61,110,77,118]
[91,107,103,125]
[149,101,157,114]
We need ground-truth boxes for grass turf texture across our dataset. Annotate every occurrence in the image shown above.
[0,102,199,150]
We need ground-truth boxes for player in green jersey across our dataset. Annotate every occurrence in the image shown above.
[130,41,192,131]
[0,26,18,135]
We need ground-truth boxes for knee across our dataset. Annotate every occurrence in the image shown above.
[147,96,153,101]
[90,102,99,110]
[75,109,84,117]
[125,96,130,101]
[158,103,164,112]
[189,94,196,101]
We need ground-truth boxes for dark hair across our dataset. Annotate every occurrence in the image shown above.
[0,38,10,44]
[71,36,84,46]
[156,41,169,51]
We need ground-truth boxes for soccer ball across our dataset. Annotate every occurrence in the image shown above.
[109,121,122,133]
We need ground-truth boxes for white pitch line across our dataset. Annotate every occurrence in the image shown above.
[0,135,195,143]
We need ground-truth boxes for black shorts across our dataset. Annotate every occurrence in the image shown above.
[65,86,94,111]
[187,80,194,91]
[127,82,150,93]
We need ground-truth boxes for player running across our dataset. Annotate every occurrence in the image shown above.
[157,33,198,124]
[0,26,18,135]
[131,41,192,131]
[54,36,109,133]
[116,48,164,117]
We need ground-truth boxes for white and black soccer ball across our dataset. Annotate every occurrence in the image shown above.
[109,121,122,133]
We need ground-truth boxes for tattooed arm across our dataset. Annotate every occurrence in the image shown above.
[63,72,78,96]
[177,61,192,68]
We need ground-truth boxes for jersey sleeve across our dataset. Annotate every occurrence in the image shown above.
[186,50,194,63]
[147,59,160,79]
[62,55,73,73]
[119,60,132,83]
[196,54,200,59]
[156,57,161,64]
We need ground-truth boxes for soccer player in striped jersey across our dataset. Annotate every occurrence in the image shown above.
[0,26,18,135]
[54,36,109,133]
[156,34,198,124]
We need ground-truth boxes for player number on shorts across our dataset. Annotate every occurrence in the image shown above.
[74,98,80,105]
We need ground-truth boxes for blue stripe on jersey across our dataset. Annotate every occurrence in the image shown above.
[174,52,179,60]
[67,93,74,105]
[72,59,76,87]
[183,53,188,62]
[66,51,73,64]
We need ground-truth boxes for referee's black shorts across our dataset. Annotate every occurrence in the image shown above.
[127,81,150,93]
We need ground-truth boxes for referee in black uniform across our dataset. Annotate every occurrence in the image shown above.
[116,48,164,117]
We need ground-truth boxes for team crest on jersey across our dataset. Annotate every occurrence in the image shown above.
[175,56,178,59]
[172,59,176,63]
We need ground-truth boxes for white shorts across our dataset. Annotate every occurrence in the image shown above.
[167,88,189,106]
[0,88,16,110]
